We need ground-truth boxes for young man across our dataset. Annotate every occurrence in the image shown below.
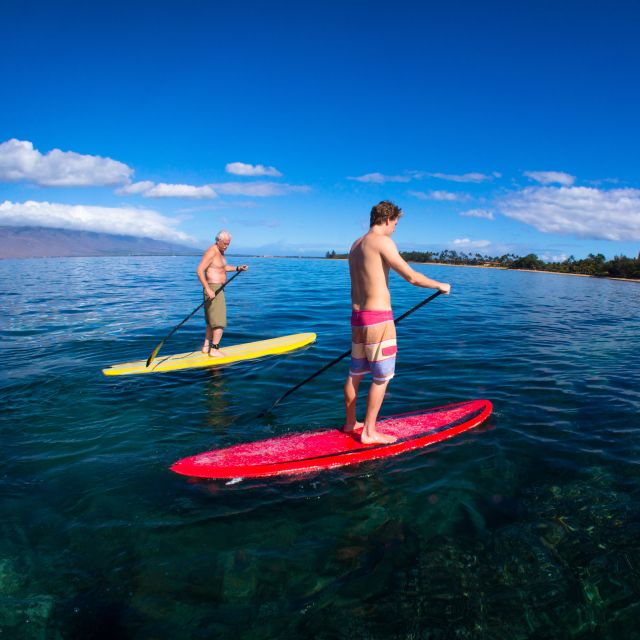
[196,230,248,357]
[344,201,451,444]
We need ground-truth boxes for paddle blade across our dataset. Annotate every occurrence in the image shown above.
[146,341,164,368]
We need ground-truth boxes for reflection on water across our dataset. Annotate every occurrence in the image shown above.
[203,369,233,432]
[1,256,640,638]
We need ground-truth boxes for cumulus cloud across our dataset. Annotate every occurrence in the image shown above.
[120,180,308,198]
[0,200,193,243]
[452,238,491,248]
[460,209,495,220]
[118,181,216,199]
[145,183,216,198]
[524,171,575,186]
[426,171,500,183]
[347,170,500,184]
[540,252,569,263]
[499,186,640,241]
[117,180,155,195]
[409,190,470,202]
[347,172,411,183]
[0,139,132,187]
[225,162,282,177]
[210,181,311,196]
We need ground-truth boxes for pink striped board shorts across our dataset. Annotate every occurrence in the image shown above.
[349,309,397,382]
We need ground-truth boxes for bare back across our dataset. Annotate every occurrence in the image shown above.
[349,232,393,310]
[349,227,450,311]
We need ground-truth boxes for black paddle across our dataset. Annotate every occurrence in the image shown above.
[259,289,443,415]
[146,270,243,368]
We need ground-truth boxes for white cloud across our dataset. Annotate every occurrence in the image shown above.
[348,170,500,185]
[0,139,132,186]
[117,181,155,195]
[347,172,411,183]
[409,190,470,201]
[524,171,575,186]
[210,181,310,196]
[145,183,216,198]
[460,209,495,220]
[426,171,500,183]
[225,162,282,177]
[118,181,216,199]
[120,180,307,198]
[452,238,491,248]
[499,186,640,241]
[540,252,569,263]
[127,182,217,199]
[0,200,193,244]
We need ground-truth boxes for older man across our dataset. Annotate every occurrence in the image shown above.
[196,230,248,357]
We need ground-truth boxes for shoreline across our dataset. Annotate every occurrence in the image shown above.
[324,257,640,283]
[3,253,638,283]
[421,261,640,283]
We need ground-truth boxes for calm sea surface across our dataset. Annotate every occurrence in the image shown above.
[2,256,640,639]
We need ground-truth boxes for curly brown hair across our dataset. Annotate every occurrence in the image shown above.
[370,200,403,227]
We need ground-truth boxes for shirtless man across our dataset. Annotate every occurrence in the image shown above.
[196,230,248,357]
[344,201,451,444]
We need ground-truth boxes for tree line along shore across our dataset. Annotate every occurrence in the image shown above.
[325,250,640,280]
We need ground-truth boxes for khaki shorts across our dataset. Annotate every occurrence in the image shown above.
[203,285,227,328]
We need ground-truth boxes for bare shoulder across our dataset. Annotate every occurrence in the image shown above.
[376,234,398,252]
[350,235,365,253]
[198,243,218,265]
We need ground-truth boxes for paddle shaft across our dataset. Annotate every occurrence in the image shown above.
[145,270,242,367]
[261,289,443,414]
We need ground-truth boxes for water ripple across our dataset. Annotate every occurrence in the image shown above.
[2,256,640,638]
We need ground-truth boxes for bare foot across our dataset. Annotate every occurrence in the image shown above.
[208,348,227,358]
[360,430,397,445]
[343,421,364,433]
[201,343,210,354]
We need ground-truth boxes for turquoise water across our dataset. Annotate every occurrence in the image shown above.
[2,256,640,639]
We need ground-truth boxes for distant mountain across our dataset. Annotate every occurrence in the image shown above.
[0,226,202,259]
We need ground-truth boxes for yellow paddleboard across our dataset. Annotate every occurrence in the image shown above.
[102,332,316,376]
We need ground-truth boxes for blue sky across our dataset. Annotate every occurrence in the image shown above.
[1,0,640,259]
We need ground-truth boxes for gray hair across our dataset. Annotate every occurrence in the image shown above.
[215,230,231,242]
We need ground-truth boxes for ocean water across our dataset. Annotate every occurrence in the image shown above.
[1,256,640,639]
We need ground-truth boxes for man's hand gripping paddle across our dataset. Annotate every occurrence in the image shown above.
[259,289,444,416]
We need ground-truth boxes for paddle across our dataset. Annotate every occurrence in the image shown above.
[260,289,443,415]
[145,270,243,368]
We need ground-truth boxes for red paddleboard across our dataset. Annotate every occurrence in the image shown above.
[171,399,493,480]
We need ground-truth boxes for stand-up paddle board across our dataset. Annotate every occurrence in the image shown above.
[171,399,492,479]
[102,332,316,376]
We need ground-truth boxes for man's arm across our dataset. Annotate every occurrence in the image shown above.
[224,264,249,272]
[196,246,217,299]
[380,238,451,294]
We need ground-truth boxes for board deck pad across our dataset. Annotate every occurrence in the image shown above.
[102,332,316,376]
[171,399,493,479]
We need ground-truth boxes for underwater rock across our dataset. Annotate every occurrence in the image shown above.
[220,549,259,601]
[0,594,55,639]
[0,558,25,595]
